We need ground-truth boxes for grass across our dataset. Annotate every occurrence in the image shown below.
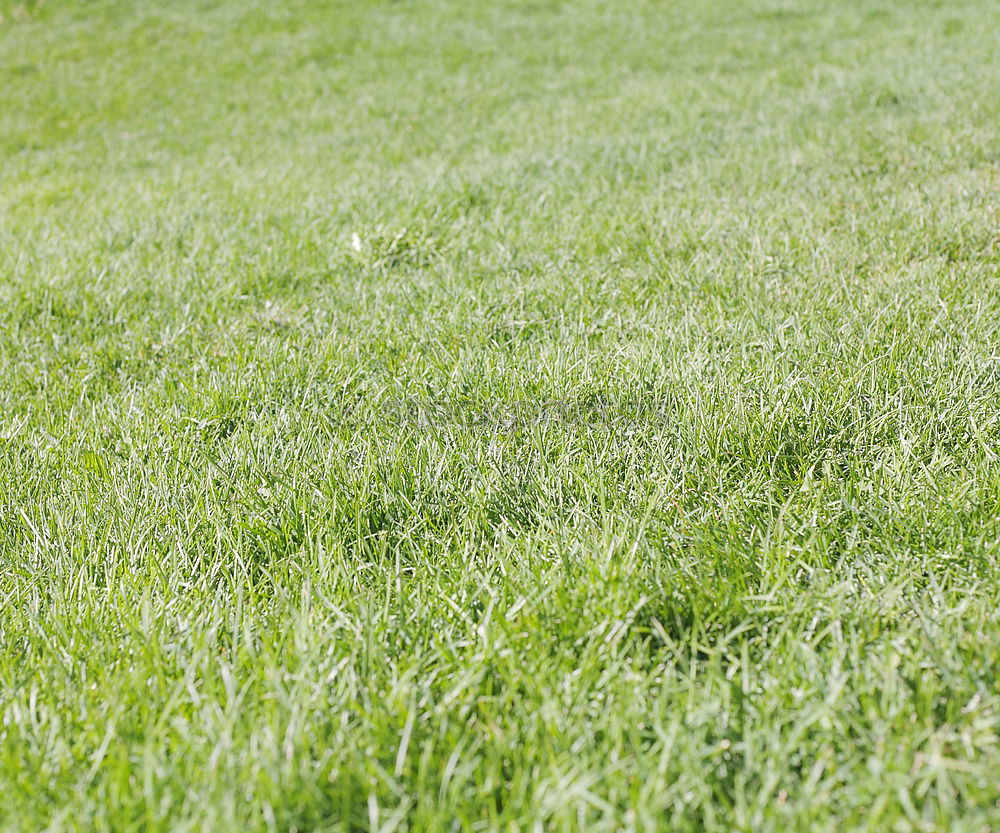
[2,0,1000,830]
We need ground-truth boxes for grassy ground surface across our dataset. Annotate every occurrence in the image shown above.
[2,0,1000,830]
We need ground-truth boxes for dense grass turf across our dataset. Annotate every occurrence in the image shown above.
[3,0,1000,830]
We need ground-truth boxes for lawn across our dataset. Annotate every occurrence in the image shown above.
[2,0,1000,830]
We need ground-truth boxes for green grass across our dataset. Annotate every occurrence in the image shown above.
[2,0,1000,830]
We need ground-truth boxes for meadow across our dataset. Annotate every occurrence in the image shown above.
[2,0,1000,830]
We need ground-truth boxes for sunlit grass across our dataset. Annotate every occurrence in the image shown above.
[2,0,1000,830]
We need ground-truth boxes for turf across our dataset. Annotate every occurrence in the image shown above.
[2,0,1000,830]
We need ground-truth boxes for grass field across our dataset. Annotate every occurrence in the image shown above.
[2,0,1000,830]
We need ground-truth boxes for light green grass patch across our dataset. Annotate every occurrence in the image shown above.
[2,0,1000,830]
